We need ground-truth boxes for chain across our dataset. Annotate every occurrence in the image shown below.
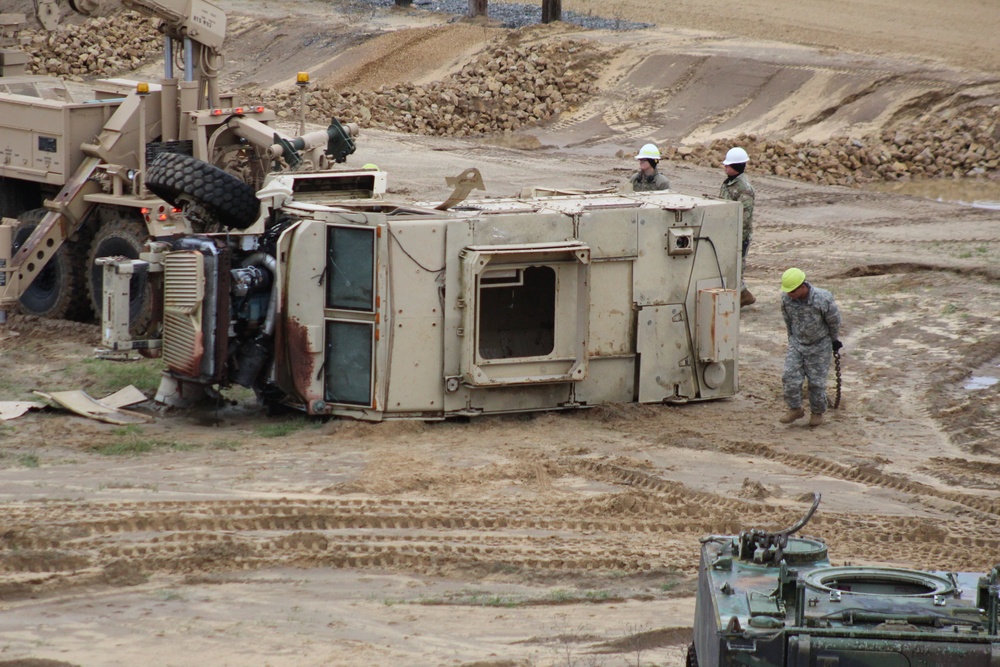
[832,350,842,409]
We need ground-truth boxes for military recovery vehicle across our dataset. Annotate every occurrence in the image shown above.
[0,0,356,324]
[690,495,1000,666]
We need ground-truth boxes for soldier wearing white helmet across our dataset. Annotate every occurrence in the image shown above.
[720,146,756,307]
[628,143,670,192]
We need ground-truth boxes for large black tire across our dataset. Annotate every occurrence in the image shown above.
[11,208,92,321]
[686,643,699,667]
[86,210,153,334]
[0,179,41,219]
[145,152,259,230]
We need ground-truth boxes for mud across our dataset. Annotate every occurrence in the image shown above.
[0,0,999,666]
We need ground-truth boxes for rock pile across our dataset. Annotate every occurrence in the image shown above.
[669,107,1000,186]
[16,14,998,188]
[258,39,604,136]
[21,12,160,79]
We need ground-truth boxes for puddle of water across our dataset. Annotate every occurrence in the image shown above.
[865,179,1000,209]
[964,376,999,390]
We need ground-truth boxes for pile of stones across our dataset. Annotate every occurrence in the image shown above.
[670,107,1000,185]
[257,39,603,136]
[18,11,998,187]
[21,12,160,79]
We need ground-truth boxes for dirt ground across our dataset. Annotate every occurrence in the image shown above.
[1,0,1000,666]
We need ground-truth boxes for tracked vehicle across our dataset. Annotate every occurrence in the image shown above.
[690,495,1000,666]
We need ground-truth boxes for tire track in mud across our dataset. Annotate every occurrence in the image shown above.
[719,440,1000,518]
[2,451,997,590]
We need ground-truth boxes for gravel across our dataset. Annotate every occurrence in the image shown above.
[355,0,653,30]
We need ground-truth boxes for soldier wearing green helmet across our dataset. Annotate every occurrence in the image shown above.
[779,267,843,427]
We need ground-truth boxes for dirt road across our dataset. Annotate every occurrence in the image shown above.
[0,0,999,666]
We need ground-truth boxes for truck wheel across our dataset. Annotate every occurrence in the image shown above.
[87,213,152,334]
[145,152,259,230]
[686,643,699,667]
[11,209,91,321]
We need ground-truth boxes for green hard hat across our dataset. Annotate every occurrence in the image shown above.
[781,267,806,292]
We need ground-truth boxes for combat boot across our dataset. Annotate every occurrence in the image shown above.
[779,408,805,424]
[809,413,824,427]
[740,288,756,308]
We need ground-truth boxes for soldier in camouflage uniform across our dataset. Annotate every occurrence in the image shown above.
[629,143,670,192]
[719,147,755,307]
[778,267,842,427]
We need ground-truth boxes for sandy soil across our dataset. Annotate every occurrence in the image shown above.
[1,1,999,666]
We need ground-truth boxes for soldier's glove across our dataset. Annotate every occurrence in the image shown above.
[832,339,843,352]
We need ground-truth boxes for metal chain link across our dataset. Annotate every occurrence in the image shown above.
[832,350,842,409]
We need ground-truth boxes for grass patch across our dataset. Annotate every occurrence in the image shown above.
[17,453,39,468]
[78,357,162,396]
[91,427,191,457]
[253,417,317,438]
[153,589,185,602]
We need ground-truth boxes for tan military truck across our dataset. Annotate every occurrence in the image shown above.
[0,0,356,324]
[95,167,744,419]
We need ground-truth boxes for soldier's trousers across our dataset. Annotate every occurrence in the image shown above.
[740,233,752,291]
[783,339,832,414]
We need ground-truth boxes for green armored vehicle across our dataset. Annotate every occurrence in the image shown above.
[689,495,1000,666]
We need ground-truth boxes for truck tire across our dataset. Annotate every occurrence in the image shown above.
[145,152,259,230]
[686,643,699,667]
[87,212,152,334]
[11,208,91,321]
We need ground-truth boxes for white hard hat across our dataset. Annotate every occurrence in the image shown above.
[635,143,661,161]
[723,147,750,165]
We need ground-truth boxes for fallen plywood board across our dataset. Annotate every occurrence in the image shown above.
[99,385,148,409]
[33,390,151,425]
[0,401,46,421]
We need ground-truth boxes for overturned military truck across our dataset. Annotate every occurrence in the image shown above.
[99,167,743,420]
[690,496,1000,666]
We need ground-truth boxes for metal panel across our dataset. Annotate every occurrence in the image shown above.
[578,209,638,259]
[574,357,635,404]
[588,261,634,357]
[696,288,738,362]
[384,316,445,413]
[443,220,474,413]
[471,212,573,246]
[633,207,685,306]
[636,305,696,401]
[465,382,574,415]
[162,251,204,377]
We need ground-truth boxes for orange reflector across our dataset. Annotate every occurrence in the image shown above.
[140,207,149,214]
[375,313,380,324]
[374,328,380,341]
[376,227,382,238]
[158,214,167,221]
[255,106,265,113]
[211,108,223,116]
[172,207,181,214]
[234,107,244,114]
[375,296,380,308]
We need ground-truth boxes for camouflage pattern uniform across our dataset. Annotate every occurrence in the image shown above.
[630,170,670,192]
[781,283,841,414]
[719,173,754,289]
